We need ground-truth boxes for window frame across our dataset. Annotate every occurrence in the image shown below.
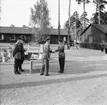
[10,35,16,40]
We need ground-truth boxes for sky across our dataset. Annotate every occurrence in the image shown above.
[0,0,105,28]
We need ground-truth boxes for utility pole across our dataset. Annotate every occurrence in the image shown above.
[58,0,60,41]
[67,0,71,49]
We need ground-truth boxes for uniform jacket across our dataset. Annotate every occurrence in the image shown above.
[42,42,51,59]
[56,43,65,58]
[13,41,25,59]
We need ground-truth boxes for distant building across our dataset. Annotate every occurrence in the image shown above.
[80,24,107,43]
[0,26,68,44]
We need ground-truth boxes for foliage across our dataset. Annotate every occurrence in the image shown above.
[93,0,107,11]
[64,11,82,29]
[80,12,89,27]
[72,11,82,28]
[75,0,90,4]
[90,0,107,24]
[64,11,83,40]
[75,0,90,31]
[90,11,107,24]
[30,0,51,43]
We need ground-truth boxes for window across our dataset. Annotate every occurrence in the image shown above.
[10,35,16,40]
[0,34,4,40]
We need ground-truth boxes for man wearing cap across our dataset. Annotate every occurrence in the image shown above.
[40,37,51,76]
[56,39,65,73]
[13,36,25,74]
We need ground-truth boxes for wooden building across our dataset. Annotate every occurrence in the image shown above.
[80,24,107,43]
[0,26,68,44]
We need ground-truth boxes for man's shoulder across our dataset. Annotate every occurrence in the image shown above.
[14,43,18,47]
[44,43,49,47]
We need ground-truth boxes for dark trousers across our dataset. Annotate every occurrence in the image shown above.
[105,48,107,54]
[40,58,49,75]
[14,59,24,73]
[14,59,21,73]
[59,57,65,73]
[19,59,24,70]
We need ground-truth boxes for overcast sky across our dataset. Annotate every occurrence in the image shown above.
[0,0,105,28]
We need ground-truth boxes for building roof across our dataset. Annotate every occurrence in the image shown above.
[50,28,68,35]
[92,24,107,34]
[0,26,68,35]
[0,26,33,34]
[80,24,107,36]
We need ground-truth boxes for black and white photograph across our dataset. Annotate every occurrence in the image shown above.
[0,0,107,105]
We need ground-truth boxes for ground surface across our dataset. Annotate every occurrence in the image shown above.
[0,47,107,105]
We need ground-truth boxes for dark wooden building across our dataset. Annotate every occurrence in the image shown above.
[0,26,32,43]
[80,24,107,43]
[0,26,68,44]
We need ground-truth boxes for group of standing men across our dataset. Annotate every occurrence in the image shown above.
[40,37,65,76]
[13,36,65,76]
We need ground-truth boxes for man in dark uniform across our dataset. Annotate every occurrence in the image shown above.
[40,37,51,76]
[18,37,26,72]
[56,39,65,73]
[13,36,25,74]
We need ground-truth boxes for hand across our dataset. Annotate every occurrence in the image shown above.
[24,49,26,52]
[52,50,56,53]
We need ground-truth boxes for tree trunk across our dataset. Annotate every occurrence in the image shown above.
[58,0,60,40]
[98,0,100,24]
[67,0,71,49]
[83,0,85,30]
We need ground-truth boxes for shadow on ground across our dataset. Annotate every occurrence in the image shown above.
[50,60,107,74]
[0,72,107,90]
[0,60,107,90]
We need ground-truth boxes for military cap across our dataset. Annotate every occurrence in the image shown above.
[18,36,25,41]
[45,36,50,41]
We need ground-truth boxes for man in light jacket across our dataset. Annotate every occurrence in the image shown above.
[40,37,51,76]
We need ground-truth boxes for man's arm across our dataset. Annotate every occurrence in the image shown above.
[13,45,18,57]
[56,45,64,52]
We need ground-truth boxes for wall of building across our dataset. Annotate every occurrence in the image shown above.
[50,35,58,44]
[80,25,92,43]
[0,33,68,44]
[0,33,31,43]
[50,35,67,44]
[91,26,104,43]
[105,34,107,42]
[80,25,105,43]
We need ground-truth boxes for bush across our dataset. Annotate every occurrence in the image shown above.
[80,42,103,50]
